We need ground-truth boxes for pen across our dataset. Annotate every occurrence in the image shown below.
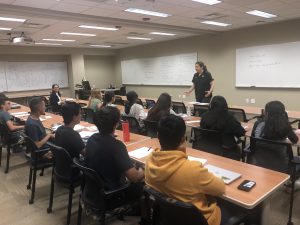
[147,147,152,151]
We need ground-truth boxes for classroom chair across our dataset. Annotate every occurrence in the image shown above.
[73,158,132,225]
[144,185,246,225]
[191,127,244,161]
[25,136,53,204]
[144,120,158,138]
[228,108,258,123]
[136,98,144,107]
[172,101,187,114]
[145,99,156,109]
[47,142,82,225]
[193,104,209,117]
[81,107,95,124]
[245,136,300,225]
[121,115,145,135]
[114,96,124,105]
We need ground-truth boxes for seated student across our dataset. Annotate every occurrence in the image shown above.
[146,93,176,122]
[25,97,54,152]
[145,115,226,225]
[200,96,246,150]
[100,91,115,109]
[0,96,25,147]
[87,88,102,112]
[124,91,146,126]
[49,84,62,113]
[252,100,298,143]
[55,102,85,159]
[85,106,144,191]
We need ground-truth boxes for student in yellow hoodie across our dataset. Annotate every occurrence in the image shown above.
[145,115,245,225]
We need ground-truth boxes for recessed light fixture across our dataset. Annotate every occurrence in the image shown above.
[0,27,12,30]
[35,43,62,46]
[127,36,152,40]
[90,45,112,48]
[192,0,222,5]
[150,32,176,36]
[0,16,26,22]
[201,20,231,27]
[78,25,119,31]
[246,10,277,18]
[125,8,170,17]
[42,38,75,42]
[60,32,96,36]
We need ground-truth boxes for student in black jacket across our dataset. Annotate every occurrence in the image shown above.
[200,96,246,151]
[49,84,62,113]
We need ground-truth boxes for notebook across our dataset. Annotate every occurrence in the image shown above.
[129,147,153,159]
[205,164,241,184]
[188,156,207,165]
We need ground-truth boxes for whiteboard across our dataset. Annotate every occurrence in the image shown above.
[0,62,7,92]
[236,41,300,88]
[121,53,197,86]
[0,61,68,92]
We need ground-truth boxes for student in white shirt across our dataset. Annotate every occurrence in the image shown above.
[124,91,146,126]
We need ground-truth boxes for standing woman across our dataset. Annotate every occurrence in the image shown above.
[185,61,214,103]
[49,84,62,113]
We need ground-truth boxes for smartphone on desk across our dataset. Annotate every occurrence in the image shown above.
[238,180,256,192]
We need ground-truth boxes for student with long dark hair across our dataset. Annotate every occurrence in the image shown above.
[146,93,176,122]
[124,91,146,126]
[185,61,214,103]
[200,96,246,149]
[100,91,115,109]
[252,101,298,143]
[49,84,62,113]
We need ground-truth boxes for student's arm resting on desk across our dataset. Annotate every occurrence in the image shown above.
[6,120,24,132]
[35,133,54,149]
[26,125,54,149]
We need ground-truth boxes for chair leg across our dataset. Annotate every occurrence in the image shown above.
[0,145,2,166]
[27,168,33,189]
[77,198,82,225]
[29,168,37,204]
[66,187,74,225]
[100,211,105,225]
[47,170,55,213]
[287,166,296,225]
[5,145,11,173]
[40,168,44,176]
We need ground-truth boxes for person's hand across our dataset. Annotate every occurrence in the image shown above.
[204,91,211,97]
[49,133,55,139]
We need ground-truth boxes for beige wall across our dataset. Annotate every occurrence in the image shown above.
[84,55,116,89]
[116,19,300,110]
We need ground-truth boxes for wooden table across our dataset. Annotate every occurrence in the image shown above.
[127,138,289,210]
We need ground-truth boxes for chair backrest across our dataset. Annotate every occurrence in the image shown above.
[73,158,106,210]
[193,104,209,117]
[114,96,124,106]
[192,127,241,160]
[0,122,10,141]
[144,120,158,138]
[144,185,208,225]
[121,115,141,134]
[172,101,187,114]
[119,86,126,96]
[248,136,294,174]
[136,98,144,107]
[145,99,156,109]
[228,108,247,122]
[48,142,74,181]
[82,107,95,123]
[24,136,40,159]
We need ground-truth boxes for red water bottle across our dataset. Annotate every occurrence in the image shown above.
[122,121,130,142]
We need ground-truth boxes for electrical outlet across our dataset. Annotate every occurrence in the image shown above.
[246,98,249,103]
[250,98,255,104]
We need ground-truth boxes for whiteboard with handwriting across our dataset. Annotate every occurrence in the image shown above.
[0,61,68,92]
[236,41,300,88]
[121,53,197,86]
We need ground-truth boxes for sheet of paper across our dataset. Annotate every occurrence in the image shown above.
[45,116,52,119]
[74,124,85,131]
[186,120,200,124]
[86,126,98,131]
[51,124,62,131]
[188,156,207,165]
[79,131,98,138]
[129,147,153,159]
[11,111,29,115]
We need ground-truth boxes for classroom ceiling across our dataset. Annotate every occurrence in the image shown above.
[0,0,299,49]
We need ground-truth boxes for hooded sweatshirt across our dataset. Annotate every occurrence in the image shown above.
[145,149,225,225]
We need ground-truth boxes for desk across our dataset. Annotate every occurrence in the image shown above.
[127,138,289,209]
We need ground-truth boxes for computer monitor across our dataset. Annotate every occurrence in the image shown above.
[82,80,91,90]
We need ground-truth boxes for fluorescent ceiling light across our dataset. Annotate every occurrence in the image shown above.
[246,10,277,18]
[60,32,96,36]
[90,45,111,48]
[192,0,222,5]
[201,20,231,27]
[0,16,26,22]
[127,36,152,40]
[42,38,75,42]
[79,25,118,31]
[150,32,176,36]
[0,27,12,30]
[35,43,62,46]
[125,8,170,17]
